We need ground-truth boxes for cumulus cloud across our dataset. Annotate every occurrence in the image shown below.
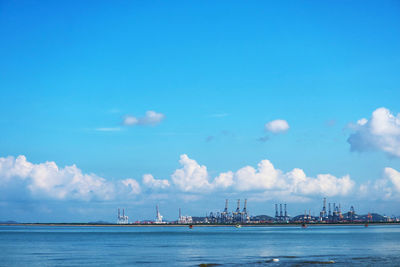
[348,107,400,157]
[359,167,400,200]
[265,119,289,133]
[234,160,283,191]
[213,171,234,189]
[142,174,170,189]
[123,110,165,126]
[226,160,354,197]
[165,154,355,197]
[0,155,141,201]
[121,179,141,195]
[2,154,398,204]
[385,167,400,192]
[286,170,354,197]
[171,154,212,192]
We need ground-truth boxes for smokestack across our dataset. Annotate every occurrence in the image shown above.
[284,204,287,217]
[323,198,326,214]
[243,199,247,213]
[280,204,283,217]
[179,208,181,219]
[224,199,228,213]
[118,208,120,218]
[329,203,331,216]
[236,199,240,213]
[275,204,278,217]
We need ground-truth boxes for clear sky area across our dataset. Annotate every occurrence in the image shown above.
[1,1,400,222]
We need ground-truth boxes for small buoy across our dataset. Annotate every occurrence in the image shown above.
[189,224,193,229]
[272,259,279,262]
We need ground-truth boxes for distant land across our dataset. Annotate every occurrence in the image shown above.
[1,212,398,226]
[0,221,19,224]
[1,222,400,228]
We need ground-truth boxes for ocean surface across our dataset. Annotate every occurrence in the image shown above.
[1,224,400,266]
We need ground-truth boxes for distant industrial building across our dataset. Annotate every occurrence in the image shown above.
[116,197,397,225]
[274,203,290,222]
[315,198,359,223]
[177,208,193,224]
[117,208,129,224]
[206,199,249,224]
[155,205,164,224]
[289,198,363,223]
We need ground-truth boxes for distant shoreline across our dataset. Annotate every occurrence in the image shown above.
[1,222,399,227]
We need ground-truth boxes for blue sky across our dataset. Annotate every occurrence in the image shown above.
[1,1,400,222]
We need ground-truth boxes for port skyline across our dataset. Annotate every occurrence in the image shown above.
[2,197,398,224]
[112,198,398,225]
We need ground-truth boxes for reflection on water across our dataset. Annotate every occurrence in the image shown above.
[1,225,400,266]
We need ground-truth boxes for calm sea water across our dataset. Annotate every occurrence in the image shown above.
[1,224,400,266]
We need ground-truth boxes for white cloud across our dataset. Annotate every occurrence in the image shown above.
[289,173,354,197]
[142,174,170,189]
[265,119,289,133]
[213,171,234,188]
[234,160,282,191]
[224,160,354,197]
[0,155,33,180]
[359,167,400,200]
[357,118,368,126]
[166,154,355,198]
[123,116,139,125]
[2,154,398,205]
[123,110,165,126]
[348,107,400,157]
[0,155,141,201]
[171,154,212,192]
[121,179,141,195]
[385,167,400,192]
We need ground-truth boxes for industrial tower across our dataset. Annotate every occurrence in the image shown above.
[275,203,289,222]
[117,208,129,224]
[155,205,163,224]
[241,199,249,223]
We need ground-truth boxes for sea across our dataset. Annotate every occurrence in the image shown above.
[1,224,400,266]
